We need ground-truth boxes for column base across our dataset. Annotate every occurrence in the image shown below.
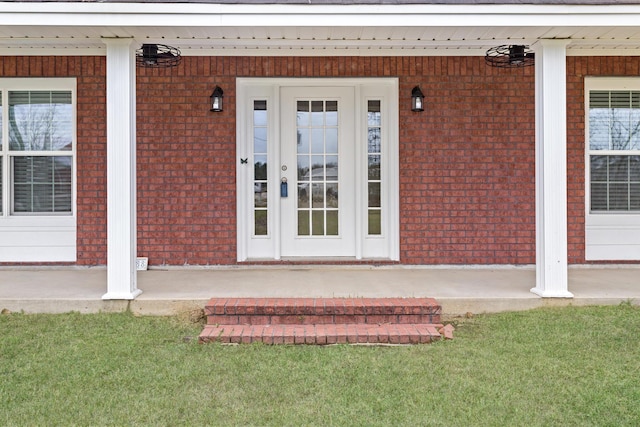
[530,287,573,298]
[102,289,143,300]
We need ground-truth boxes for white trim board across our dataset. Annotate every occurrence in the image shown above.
[584,77,640,261]
[236,77,399,262]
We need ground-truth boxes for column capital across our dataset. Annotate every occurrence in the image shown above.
[532,39,572,50]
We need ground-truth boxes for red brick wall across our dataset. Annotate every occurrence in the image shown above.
[136,56,537,265]
[0,56,108,266]
[3,55,639,266]
[400,58,536,264]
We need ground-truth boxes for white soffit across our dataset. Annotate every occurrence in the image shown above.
[1,3,640,55]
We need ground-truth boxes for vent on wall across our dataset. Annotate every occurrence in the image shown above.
[136,44,182,68]
[485,45,534,68]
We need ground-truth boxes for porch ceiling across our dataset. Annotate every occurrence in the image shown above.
[2,25,640,55]
[1,3,640,55]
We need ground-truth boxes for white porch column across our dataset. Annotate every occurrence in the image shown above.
[102,38,142,300]
[531,39,573,298]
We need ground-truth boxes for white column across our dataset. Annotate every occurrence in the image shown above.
[531,39,573,298]
[102,38,141,300]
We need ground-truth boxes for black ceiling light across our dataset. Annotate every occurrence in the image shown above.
[411,86,424,112]
[210,86,224,112]
[136,44,182,68]
[484,45,535,68]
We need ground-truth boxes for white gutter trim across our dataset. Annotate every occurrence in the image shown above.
[2,3,640,27]
[3,3,640,15]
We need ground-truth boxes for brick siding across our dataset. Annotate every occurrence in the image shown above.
[1,55,638,266]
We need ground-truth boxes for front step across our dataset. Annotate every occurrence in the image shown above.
[200,323,444,345]
[203,297,441,325]
[199,298,449,345]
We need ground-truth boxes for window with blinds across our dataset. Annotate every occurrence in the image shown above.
[2,89,73,216]
[588,90,640,212]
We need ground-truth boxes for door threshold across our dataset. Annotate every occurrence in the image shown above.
[240,258,399,266]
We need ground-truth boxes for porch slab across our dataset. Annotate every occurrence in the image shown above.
[0,265,638,317]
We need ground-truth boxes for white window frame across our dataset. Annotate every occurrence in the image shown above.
[585,77,640,261]
[0,78,77,262]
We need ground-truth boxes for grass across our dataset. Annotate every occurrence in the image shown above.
[1,304,639,426]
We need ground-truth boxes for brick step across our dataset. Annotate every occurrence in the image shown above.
[204,298,441,325]
[199,323,446,345]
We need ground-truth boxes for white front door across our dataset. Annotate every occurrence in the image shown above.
[237,78,399,262]
[280,86,355,257]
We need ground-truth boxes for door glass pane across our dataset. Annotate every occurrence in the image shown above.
[298,183,309,209]
[312,183,324,208]
[368,210,381,235]
[368,155,381,180]
[312,210,324,235]
[254,127,267,153]
[297,155,309,181]
[254,183,268,208]
[254,101,267,126]
[296,101,309,126]
[297,128,309,154]
[298,210,310,235]
[255,210,268,236]
[311,156,324,181]
[311,101,324,126]
[326,183,338,209]
[295,99,339,237]
[326,101,338,126]
[326,210,338,236]
[368,182,381,208]
[326,156,338,181]
[367,100,382,235]
[253,100,268,235]
[326,128,338,154]
[254,155,267,181]
[311,129,324,153]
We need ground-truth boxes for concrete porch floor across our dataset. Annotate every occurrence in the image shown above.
[0,265,638,318]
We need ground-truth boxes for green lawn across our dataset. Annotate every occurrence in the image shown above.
[1,304,638,426]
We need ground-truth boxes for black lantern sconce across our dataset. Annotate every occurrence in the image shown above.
[411,86,424,112]
[210,86,224,112]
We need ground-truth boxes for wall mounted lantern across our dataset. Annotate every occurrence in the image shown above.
[411,86,424,112]
[210,86,224,112]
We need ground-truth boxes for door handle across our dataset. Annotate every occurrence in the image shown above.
[280,177,288,198]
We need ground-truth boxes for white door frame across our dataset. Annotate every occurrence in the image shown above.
[236,77,399,262]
